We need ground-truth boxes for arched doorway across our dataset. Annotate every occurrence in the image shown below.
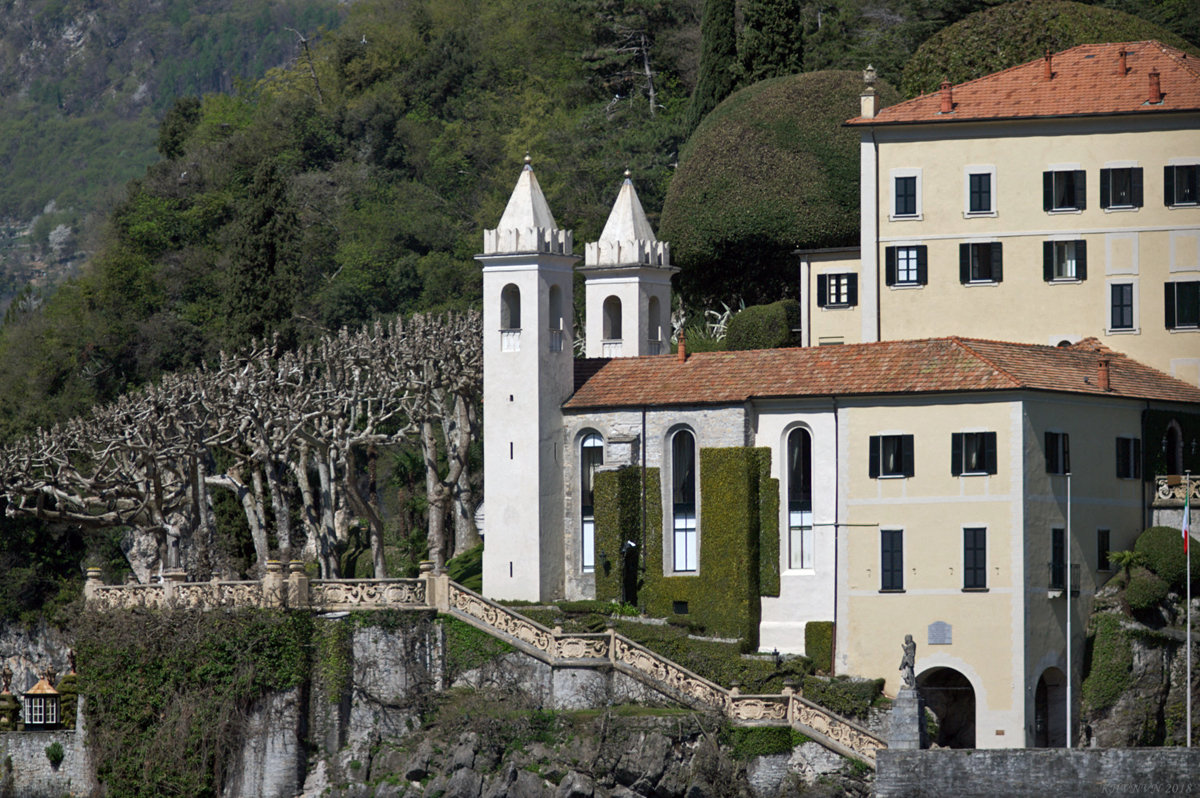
[918,667,976,748]
[1034,667,1067,747]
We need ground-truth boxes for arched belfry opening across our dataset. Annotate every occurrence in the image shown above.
[918,667,976,748]
[603,296,623,345]
[647,295,662,354]
[501,284,521,330]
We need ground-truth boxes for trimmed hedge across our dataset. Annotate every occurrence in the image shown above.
[758,449,780,598]
[805,621,833,674]
[1133,526,1196,591]
[800,676,883,720]
[725,300,801,351]
[901,0,1198,98]
[1125,566,1169,611]
[593,466,653,604]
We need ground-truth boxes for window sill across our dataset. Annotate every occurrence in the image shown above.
[957,471,993,477]
[888,283,924,291]
[1047,278,1083,285]
[1168,326,1200,333]
[1168,203,1199,209]
[888,214,923,222]
[878,588,906,594]
[1102,206,1140,213]
[1047,208,1083,215]
[963,210,996,218]
[819,304,856,310]
[784,568,817,576]
[961,587,989,593]
[875,474,909,480]
[963,280,1000,287]
[1106,327,1139,335]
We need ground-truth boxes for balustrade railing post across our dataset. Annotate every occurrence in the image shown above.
[163,568,186,604]
[83,567,103,605]
[288,561,309,609]
[420,561,450,611]
[782,679,796,725]
[262,560,285,608]
[606,621,617,665]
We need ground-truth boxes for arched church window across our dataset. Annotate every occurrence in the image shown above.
[501,284,521,330]
[787,427,814,570]
[671,429,698,572]
[580,432,603,572]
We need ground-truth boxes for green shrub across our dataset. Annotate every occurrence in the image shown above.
[726,726,807,760]
[757,450,780,599]
[446,544,483,592]
[1082,614,1134,713]
[442,616,513,679]
[44,741,64,768]
[1134,526,1195,590]
[725,300,800,351]
[800,676,882,720]
[804,622,833,674]
[1125,566,1169,611]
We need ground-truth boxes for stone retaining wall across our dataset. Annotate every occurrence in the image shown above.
[0,729,91,798]
[876,748,1200,797]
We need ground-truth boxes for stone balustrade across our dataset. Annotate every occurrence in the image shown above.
[82,565,886,766]
[1154,475,1200,506]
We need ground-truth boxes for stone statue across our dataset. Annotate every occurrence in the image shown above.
[900,634,916,689]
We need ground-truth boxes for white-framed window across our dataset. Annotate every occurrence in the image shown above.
[1107,280,1137,333]
[869,434,914,478]
[964,166,996,216]
[579,432,603,573]
[1043,239,1087,282]
[1165,163,1199,207]
[1100,166,1142,209]
[885,245,927,287]
[890,168,922,220]
[817,273,857,307]
[959,242,1002,284]
[669,428,698,573]
[1043,168,1086,212]
[1045,431,1070,474]
[786,427,813,571]
[1166,282,1200,330]
[27,696,44,725]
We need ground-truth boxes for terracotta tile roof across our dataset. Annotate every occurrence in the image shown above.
[847,41,1200,126]
[565,337,1200,410]
[24,677,58,696]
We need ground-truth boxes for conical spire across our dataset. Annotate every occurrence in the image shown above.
[484,156,572,255]
[585,170,670,268]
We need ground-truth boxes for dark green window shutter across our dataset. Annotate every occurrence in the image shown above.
[1063,433,1070,474]
[1043,171,1053,211]
[1099,169,1111,208]
[1043,241,1054,282]
[1045,431,1055,472]
[902,434,915,477]
[885,247,896,286]
[951,433,963,476]
[1074,170,1086,209]
[1076,240,1087,281]
[847,274,858,306]
[959,244,970,283]
[1165,282,1177,328]
[1165,166,1175,206]
[991,242,1003,282]
[983,432,997,474]
[916,246,928,285]
[869,436,880,478]
[1132,168,1143,207]
[816,274,827,307]
[1133,438,1141,478]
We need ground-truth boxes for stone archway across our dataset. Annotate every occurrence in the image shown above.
[1034,667,1067,747]
[918,667,976,748]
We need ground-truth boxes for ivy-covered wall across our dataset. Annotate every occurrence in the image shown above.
[594,448,776,648]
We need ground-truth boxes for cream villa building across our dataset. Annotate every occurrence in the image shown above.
[476,151,1200,749]
[809,41,1200,386]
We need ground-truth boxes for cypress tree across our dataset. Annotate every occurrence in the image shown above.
[740,0,805,83]
[687,0,738,132]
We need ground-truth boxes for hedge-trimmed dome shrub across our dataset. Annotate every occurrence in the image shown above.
[901,0,1197,98]
[1133,525,1195,590]
[1125,565,1169,611]
[725,299,801,350]
[660,70,898,309]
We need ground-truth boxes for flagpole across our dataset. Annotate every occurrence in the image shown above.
[1187,469,1192,748]
[1066,469,1072,749]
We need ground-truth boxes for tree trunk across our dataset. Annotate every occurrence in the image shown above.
[422,420,448,571]
[264,458,292,560]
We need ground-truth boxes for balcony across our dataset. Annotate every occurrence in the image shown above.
[1153,475,1200,508]
[501,329,521,352]
[602,339,623,358]
[1047,562,1080,598]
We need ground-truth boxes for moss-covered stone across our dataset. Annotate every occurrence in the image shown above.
[1082,613,1134,714]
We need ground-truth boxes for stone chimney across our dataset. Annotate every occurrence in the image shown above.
[860,65,878,119]
[1148,69,1162,103]
[939,79,953,113]
[1044,50,1053,80]
[1098,359,1111,392]
[1118,49,1127,75]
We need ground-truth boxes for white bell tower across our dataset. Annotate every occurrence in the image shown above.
[581,171,676,357]
[476,157,577,601]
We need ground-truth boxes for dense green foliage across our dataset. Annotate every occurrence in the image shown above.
[901,0,1199,96]
[799,676,884,720]
[758,451,780,598]
[75,609,314,797]
[688,0,738,131]
[1133,526,1196,591]
[1082,613,1134,713]
[44,741,64,768]
[442,616,514,680]
[447,544,484,592]
[739,0,805,84]
[725,725,809,759]
[661,71,898,307]
[593,464,649,605]
[725,299,801,351]
[1124,565,1169,611]
[805,621,834,674]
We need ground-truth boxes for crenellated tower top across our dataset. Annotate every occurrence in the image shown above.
[483,156,573,255]
[584,169,670,269]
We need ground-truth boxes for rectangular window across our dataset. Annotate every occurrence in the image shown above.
[869,434,915,478]
[959,242,1003,283]
[951,432,997,475]
[817,273,858,307]
[1043,240,1088,282]
[968,172,992,213]
[1050,528,1065,590]
[1045,431,1070,475]
[964,527,986,589]
[1110,283,1134,330]
[885,245,927,286]
[1165,282,1200,329]
[1100,167,1143,209]
[1044,169,1086,211]
[673,509,697,572]
[895,176,917,216]
[1116,436,1141,479]
[28,697,44,725]
[1166,164,1199,206]
[1098,529,1111,572]
[881,529,903,591]
[46,698,58,725]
